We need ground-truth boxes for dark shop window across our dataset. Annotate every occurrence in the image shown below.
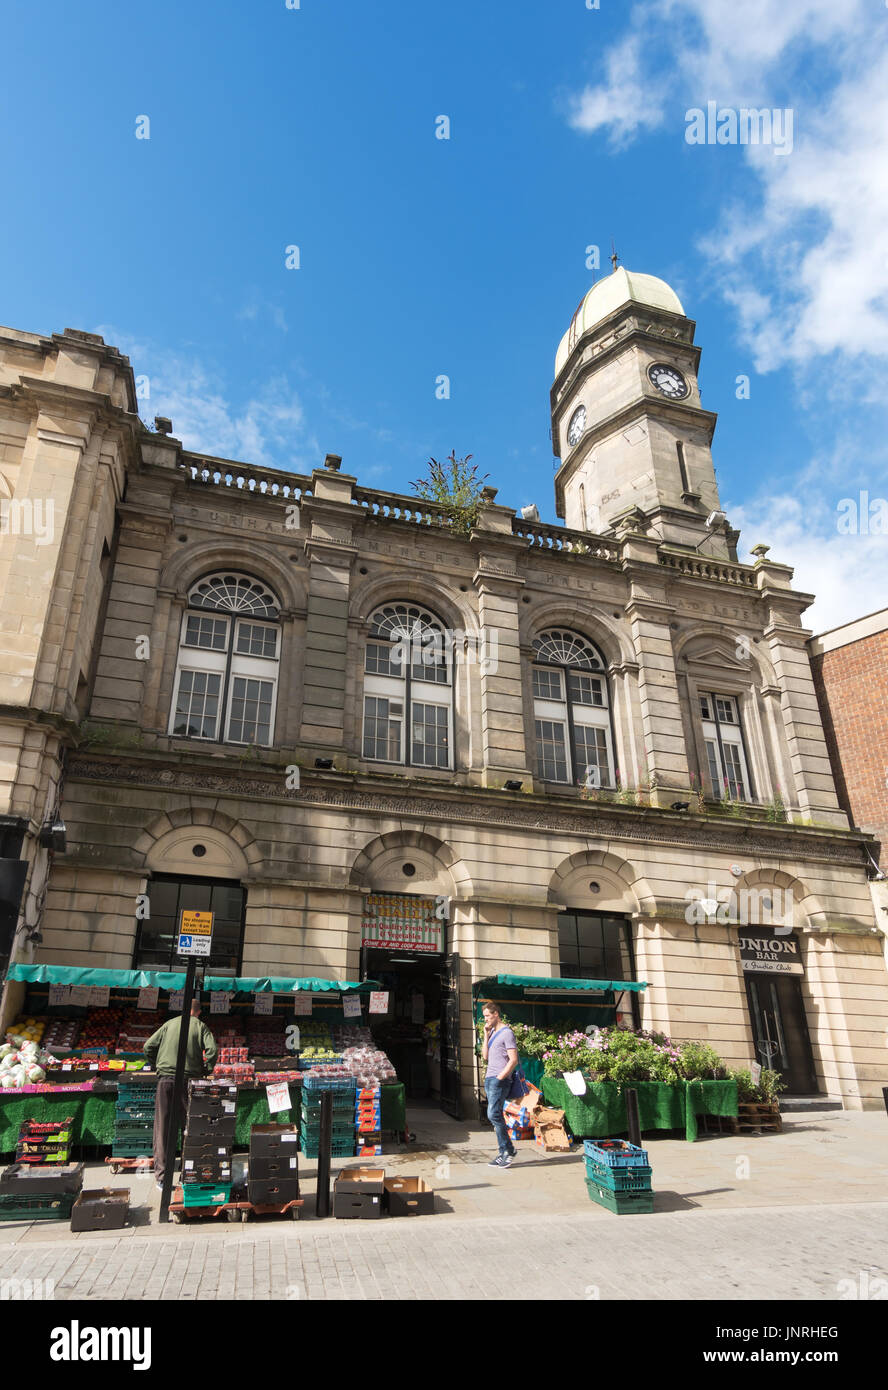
[133,876,246,973]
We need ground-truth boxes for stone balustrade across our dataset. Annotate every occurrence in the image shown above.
[179,459,313,501]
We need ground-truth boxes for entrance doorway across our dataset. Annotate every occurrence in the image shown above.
[744,974,819,1094]
[361,947,461,1117]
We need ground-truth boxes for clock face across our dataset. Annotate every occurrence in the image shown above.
[567,404,586,447]
[648,363,689,399]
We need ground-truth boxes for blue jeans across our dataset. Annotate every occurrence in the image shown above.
[485,1076,514,1155]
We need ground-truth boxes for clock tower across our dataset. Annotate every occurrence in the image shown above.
[551,266,736,558]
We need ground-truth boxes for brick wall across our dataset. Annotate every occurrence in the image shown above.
[811,629,888,869]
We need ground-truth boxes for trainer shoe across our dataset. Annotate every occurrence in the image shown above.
[487,1154,504,1167]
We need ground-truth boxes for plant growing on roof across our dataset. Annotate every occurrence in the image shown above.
[410,451,489,537]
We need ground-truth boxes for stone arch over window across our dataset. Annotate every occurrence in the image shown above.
[548,849,647,913]
[134,806,262,875]
[530,627,616,788]
[168,570,282,746]
[730,867,824,933]
[676,629,784,806]
[349,830,467,895]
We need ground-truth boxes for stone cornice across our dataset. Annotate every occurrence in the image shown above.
[65,754,872,869]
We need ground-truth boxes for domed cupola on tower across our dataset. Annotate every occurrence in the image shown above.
[550,263,734,557]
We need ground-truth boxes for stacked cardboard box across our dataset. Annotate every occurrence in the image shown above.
[181,1081,237,1203]
[533,1106,572,1152]
[248,1124,300,1205]
[354,1085,382,1156]
[333,1165,385,1219]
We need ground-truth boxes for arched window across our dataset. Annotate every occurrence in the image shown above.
[532,628,614,786]
[362,603,452,769]
[170,572,281,745]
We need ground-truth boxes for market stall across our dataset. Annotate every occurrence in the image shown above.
[471,972,738,1143]
[472,971,649,1098]
[0,965,408,1156]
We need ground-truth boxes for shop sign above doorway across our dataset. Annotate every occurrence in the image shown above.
[361,894,444,953]
[738,930,804,975]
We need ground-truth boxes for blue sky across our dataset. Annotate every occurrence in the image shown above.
[2,0,886,630]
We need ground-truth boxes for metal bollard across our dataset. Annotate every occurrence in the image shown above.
[625,1087,642,1148]
[315,1089,333,1218]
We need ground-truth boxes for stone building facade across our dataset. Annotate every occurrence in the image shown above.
[1,269,886,1112]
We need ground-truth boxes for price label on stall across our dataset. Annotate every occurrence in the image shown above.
[69,985,91,1007]
[368,991,389,1016]
[88,986,110,1008]
[253,992,273,1016]
[137,987,159,1011]
[167,990,184,1012]
[48,984,70,1007]
[292,993,312,1016]
[750,1061,762,1087]
[210,992,231,1015]
[266,1080,291,1114]
[342,994,362,1020]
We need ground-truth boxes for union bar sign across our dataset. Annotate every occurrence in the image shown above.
[738,930,804,975]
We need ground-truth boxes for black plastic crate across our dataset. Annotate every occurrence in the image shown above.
[0,1163,83,1195]
[248,1176,301,1206]
[249,1153,299,1181]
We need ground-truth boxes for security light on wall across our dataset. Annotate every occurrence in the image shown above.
[37,817,66,853]
[706,509,727,529]
[520,504,541,523]
[503,780,523,792]
[314,758,334,769]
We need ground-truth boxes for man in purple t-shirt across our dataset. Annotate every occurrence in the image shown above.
[481,1002,519,1168]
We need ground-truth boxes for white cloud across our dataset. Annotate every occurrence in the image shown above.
[565,0,888,373]
[566,36,666,147]
[731,490,888,634]
[95,326,315,469]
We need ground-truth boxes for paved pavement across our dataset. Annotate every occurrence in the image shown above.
[0,1109,885,1300]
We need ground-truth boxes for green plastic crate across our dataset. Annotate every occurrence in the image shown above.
[584,1157,653,1191]
[0,1194,76,1222]
[181,1182,230,1207]
[585,1179,655,1215]
[301,1137,355,1159]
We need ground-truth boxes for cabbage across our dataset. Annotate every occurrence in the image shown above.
[25,1064,45,1083]
[0,1075,17,1090]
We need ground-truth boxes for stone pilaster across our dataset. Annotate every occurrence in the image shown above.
[299,466,357,747]
[621,533,691,799]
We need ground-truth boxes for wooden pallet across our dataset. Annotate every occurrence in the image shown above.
[168,1187,303,1223]
[728,1102,783,1134]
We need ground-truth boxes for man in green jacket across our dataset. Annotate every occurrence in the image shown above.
[145,999,218,1189]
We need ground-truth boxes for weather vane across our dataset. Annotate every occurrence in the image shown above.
[610,240,620,273]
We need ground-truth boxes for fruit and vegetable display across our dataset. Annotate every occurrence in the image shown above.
[0,1040,49,1088]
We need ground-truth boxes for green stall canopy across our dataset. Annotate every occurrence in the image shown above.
[6,964,187,990]
[474,974,648,994]
[202,976,380,994]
